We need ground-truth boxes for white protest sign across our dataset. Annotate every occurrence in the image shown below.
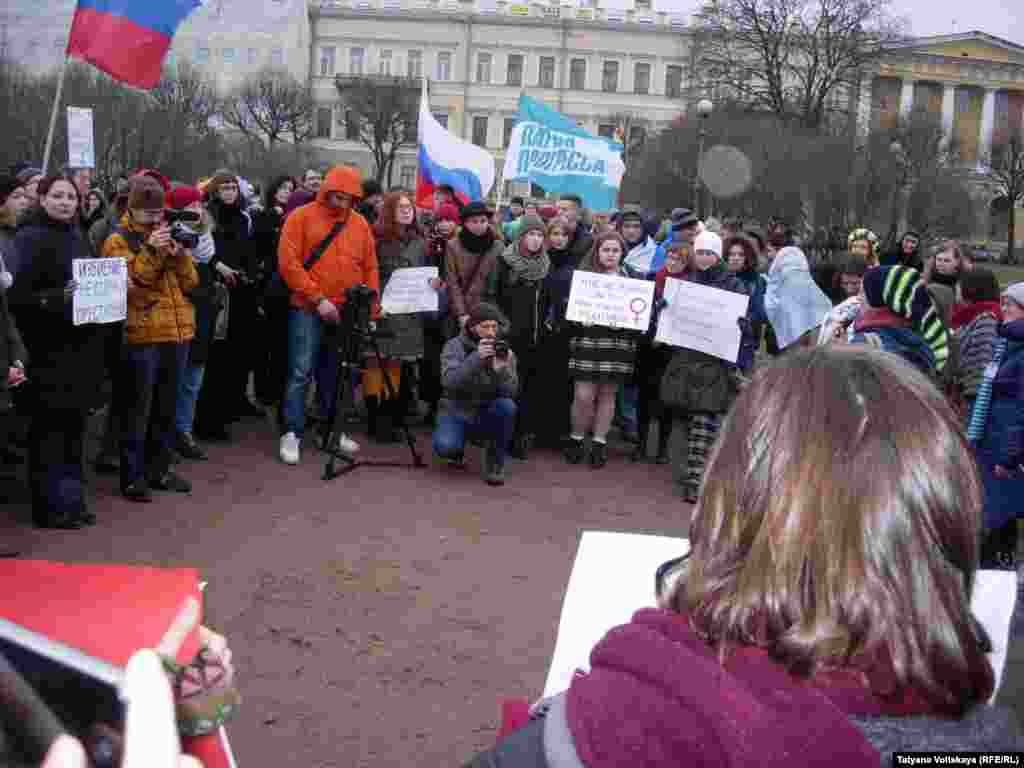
[72,258,127,326]
[542,531,1017,701]
[565,271,654,330]
[655,277,749,363]
[381,266,439,315]
[67,107,95,169]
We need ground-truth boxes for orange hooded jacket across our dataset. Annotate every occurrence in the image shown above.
[278,166,379,312]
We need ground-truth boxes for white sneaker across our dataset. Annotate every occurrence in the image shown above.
[279,432,300,465]
[336,432,361,456]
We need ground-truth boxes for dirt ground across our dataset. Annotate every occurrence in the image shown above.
[0,420,688,767]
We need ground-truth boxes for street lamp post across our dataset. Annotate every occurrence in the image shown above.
[693,98,714,218]
[889,140,908,242]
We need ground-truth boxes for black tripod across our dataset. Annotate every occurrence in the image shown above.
[320,316,425,481]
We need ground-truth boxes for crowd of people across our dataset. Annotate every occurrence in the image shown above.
[0,162,1022,567]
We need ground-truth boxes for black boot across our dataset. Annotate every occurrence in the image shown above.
[176,432,209,461]
[630,433,648,462]
[378,397,402,443]
[590,441,609,469]
[364,395,380,439]
[563,437,585,465]
[656,423,671,465]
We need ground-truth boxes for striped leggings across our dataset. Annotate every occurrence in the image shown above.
[684,412,722,503]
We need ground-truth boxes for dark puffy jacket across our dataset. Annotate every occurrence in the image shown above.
[851,308,936,377]
[493,244,547,351]
[659,265,749,414]
[440,330,518,420]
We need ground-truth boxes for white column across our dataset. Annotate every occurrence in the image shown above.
[856,75,873,142]
[979,87,996,168]
[941,84,956,150]
[899,78,915,120]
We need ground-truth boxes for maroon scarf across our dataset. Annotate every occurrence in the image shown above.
[952,301,1003,331]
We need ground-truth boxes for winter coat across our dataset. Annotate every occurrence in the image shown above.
[851,307,936,377]
[734,268,766,372]
[101,213,199,346]
[975,319,1024,530]
[465,609,1024,768]
[445,229,502,320]
[764,247,833,350]
[956,303,1002,398]
[566,226,593,267]
[542,247,575,329]
[7,208,107,410]
[493,242,548,352]
[278,168,380,313]
[207,199,255,275]
[659,265,749,414]
[254,206,286,298]
[374,225,429,360]
[0,209,17,277]
[0,288,26,411]
[439,329,518,420]
[187,259,220,366]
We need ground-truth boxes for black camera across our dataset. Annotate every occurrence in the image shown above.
[341,284,378,334]
[165,209,202,250]
[493,339,509,359]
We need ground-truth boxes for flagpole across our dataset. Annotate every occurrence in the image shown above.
[42,55,70,175]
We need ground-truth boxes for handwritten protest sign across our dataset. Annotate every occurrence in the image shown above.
[72,258,127,326]
[381,266,439,315]
[655,277,749,363]
[566,271,654,330]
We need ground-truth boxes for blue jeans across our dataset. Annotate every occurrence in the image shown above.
[119,343,188,488]
[282,309,341,438]
[433,398,517,466]
[175,363,206,435]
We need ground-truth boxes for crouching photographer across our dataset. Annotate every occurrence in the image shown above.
[433,303,518,487]
[101,175,198,503]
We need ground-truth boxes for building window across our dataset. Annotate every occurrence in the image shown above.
[54,38,65,53]
[504,117,516,146]
[602,61,618,93]
[379,49,392,75]
[320,46,336,76]
[407,49,422,78]
[570,58,586,90]
[477,53,492,84]
[223,47,236,64]
[629,125,646,147]
[270,47,284,66]
[247,47,259,65]
[665,65,683,98]
[437,51,452,81]
[634,62,650,95]
[316,107,333,139]
[350,47,365,75]
[635,0,652,8]
[345,110,360,140]
[400,165,416,190]
[472,115,488,147]
[598,123,615,139]
[507,54,523,86]
[434,112,449,128]
[539,56,555,88]
[196,44,210,63]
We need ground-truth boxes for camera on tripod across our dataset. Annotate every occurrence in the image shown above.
[340,284,378,335]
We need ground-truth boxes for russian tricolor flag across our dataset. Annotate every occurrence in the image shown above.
[416,80,495,209]
[66,0,204,89]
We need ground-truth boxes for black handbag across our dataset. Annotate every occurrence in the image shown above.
[267,220,347,301]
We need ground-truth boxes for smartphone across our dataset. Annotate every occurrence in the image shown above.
[0,617,125,767]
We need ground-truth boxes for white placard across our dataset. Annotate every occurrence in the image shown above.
[565,271,655,330]
[67,107,95,169]
[655,277,750,363]
[72,258,127,326]
[380,266,439,315]
[543,531,1017,702]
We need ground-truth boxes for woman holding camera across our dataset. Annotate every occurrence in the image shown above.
[8,175,107,529]
[102,175,197,503]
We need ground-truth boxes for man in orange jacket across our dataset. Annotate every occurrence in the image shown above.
[277,165,379,465]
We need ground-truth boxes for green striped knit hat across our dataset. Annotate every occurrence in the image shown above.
[862,266,949,372]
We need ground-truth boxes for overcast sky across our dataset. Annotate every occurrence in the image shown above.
[661,0,1023,45]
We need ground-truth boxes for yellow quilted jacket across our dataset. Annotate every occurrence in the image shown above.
[101,214,199,345]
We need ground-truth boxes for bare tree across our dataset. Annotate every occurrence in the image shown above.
[693,0,905,129]
[986,135,1024,264]
[219,68,316,150]
[334,74,419,186]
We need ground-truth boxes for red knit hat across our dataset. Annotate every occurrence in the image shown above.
[437,202,461,223]
[168,185,202,210]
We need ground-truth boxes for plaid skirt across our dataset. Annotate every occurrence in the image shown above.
[568,324,638,383]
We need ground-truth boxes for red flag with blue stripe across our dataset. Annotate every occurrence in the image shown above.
[66,0,204,89]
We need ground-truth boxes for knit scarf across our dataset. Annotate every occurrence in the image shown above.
[966,336,1009,443]
[503,240,549,284]
[457,226,496,255]
[952,301,1003,331]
